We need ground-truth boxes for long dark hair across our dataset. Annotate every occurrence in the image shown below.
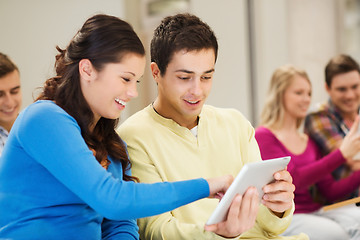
[36,14,145,181]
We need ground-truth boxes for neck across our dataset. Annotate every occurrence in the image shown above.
[0,120,14,133]
[271,114,298,133]
[341,111,357,122]
[152,99,198,130]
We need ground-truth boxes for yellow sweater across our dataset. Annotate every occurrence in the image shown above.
[118,105,308,240]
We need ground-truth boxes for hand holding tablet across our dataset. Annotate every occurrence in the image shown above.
[206,156,291,225]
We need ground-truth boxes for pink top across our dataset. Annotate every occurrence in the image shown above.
[255,126,360,213]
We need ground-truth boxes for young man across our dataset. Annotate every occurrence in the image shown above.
[118,14,307,240]
[0,53,22,155]
[305,54,360,200]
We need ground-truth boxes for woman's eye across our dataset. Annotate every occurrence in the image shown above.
[122,78,130,82]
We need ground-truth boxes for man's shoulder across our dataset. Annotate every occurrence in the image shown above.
[202,105,249,123]
[306,101,332,119]
[118,106,153,134]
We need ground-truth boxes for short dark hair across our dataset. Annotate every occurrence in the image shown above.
[150,13,218,75]
[325,54,360,87]
[0,52,19,78]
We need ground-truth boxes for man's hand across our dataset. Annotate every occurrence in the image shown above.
[204,187,259,238]
[262,169,295,216]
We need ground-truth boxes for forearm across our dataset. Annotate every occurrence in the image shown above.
[318,170,360,201]
[290,149,345,188]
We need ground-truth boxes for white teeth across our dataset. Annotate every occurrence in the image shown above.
[115,98,126,106]
[186,100,198,104]
[1,108,15,113]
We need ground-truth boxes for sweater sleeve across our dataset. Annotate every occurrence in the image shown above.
[17,102,209,221]
[316,169,360,201]
[255,127,345,188]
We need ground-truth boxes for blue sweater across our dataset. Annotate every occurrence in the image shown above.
[0,100,209,240]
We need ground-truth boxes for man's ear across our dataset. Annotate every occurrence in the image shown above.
[325,82,330,94]
[79,59,96,82]
[150,62,161,83]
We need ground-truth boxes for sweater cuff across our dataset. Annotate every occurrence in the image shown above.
[199,178,210,198]
[256,202,294,233]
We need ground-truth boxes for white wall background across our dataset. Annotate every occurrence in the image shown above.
[0,0,125,112]
[252,0,340,125]
[0,0,352,127]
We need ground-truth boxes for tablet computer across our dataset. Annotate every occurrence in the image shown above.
[206,156,291,225]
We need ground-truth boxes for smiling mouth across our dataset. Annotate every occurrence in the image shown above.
[185,100,200,104]
[0,108,16,114]
[115,98,126,106]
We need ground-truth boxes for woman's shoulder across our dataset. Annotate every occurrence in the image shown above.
[23,100,64,116]
[18,100,76,127]
[255,126,274,136]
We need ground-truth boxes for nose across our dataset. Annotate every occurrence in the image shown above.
[127,82,138,99]
[189,78,202,96]
[345,89,357,99]
[2,93,16,108]
[304,94,311,103]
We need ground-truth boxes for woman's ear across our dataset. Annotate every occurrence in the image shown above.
[79,59,96,82]
[150,62,161,83]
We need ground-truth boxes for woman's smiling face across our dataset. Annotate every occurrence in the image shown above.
[80,53,146,124]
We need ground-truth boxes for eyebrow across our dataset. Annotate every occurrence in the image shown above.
[123,71,136,77]
[0,86,21,93]
[175,69,215,74]
[11,86,21,91]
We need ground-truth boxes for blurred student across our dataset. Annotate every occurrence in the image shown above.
[118,13,307,240]
[0,52,22,155]
[256,64,360,240]
[305,54,360,199]
[0,14,232,240]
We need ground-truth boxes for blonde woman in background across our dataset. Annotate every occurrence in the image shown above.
[255,65,360,240]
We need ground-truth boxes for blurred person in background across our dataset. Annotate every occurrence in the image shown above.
[305,54,360,200]
[0,52,22,155]
[256,64,360,240]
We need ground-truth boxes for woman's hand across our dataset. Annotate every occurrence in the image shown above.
[206,175,233,199]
